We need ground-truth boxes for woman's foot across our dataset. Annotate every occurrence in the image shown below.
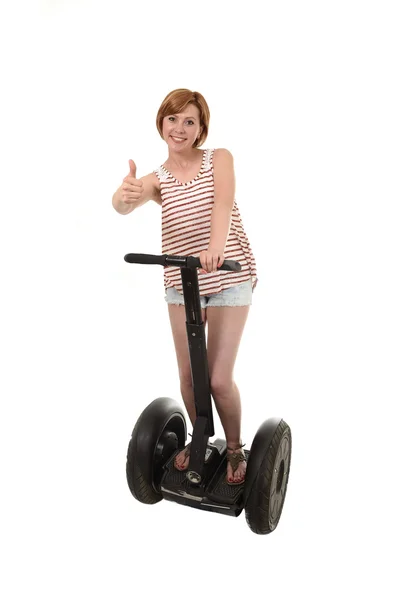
[174,443,191,471]
[226,443,247,485]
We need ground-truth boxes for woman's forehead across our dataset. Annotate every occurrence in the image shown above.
[169,105,200,119]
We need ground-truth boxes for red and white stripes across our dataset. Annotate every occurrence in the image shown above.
[154,148,258,296]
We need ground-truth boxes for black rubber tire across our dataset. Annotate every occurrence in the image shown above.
[126,397,186,504]
[244,419,292,535]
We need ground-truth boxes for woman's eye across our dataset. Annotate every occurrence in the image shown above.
[167,116,194,125]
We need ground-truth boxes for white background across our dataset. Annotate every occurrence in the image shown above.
[1,0,398,598]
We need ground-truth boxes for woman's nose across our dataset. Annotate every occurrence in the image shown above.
[174,121,185,133]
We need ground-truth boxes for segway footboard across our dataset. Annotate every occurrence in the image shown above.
[160,439,248,517]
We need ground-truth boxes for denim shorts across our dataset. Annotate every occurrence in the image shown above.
[164,278,253,308]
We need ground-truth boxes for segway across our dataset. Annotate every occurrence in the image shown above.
[124,252,292,535]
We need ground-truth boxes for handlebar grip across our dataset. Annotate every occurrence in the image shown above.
[124,253,242,272]
[124,253,166,265]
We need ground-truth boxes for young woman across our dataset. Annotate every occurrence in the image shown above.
[112,89,258,484]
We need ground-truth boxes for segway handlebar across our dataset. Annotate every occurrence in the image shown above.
[124,253,242,272]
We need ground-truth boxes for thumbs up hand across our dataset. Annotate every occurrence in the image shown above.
[121,160,144,205]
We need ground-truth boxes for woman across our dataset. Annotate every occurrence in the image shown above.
[112,89,258,484]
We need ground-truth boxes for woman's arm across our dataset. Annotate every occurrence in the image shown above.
[208,148,235,251]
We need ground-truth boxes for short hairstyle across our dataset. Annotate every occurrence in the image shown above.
[156,88,210,148]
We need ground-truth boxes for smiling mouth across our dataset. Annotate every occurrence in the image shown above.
[170,136,187,142]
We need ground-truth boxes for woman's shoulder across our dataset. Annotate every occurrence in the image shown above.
[146,170,162,186]
[212,148,234,161]
[211,148,234,169]
[212,147,233,157]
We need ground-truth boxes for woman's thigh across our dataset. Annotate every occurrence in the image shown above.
[206,305,250,383]
[165,278,252,382]
[167,303,207,384]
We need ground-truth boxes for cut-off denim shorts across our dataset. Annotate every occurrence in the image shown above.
[164,278,253,308]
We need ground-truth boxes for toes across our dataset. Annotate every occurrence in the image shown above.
[234,466,245,483]
[175,455,183,469]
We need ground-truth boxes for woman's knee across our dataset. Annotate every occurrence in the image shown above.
[181,370,233,396]
[210,374,234,398]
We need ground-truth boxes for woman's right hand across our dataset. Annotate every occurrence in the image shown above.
[121,160,144,205]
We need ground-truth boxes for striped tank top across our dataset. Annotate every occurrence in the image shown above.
[153,148,258,296]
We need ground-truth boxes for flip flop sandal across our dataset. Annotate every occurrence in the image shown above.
[226,443,246,485]
[174,434,192,471]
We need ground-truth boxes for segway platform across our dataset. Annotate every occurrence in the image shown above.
[160,439,250,516]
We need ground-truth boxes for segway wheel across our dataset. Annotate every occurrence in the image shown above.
[244,418,292,534]
[126,397,186,504]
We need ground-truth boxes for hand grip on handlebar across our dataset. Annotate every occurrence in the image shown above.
[124,253,241,272]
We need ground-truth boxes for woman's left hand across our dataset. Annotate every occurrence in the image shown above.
[199,248,225,274]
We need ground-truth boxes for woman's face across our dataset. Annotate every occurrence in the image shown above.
[162,103,202,151]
